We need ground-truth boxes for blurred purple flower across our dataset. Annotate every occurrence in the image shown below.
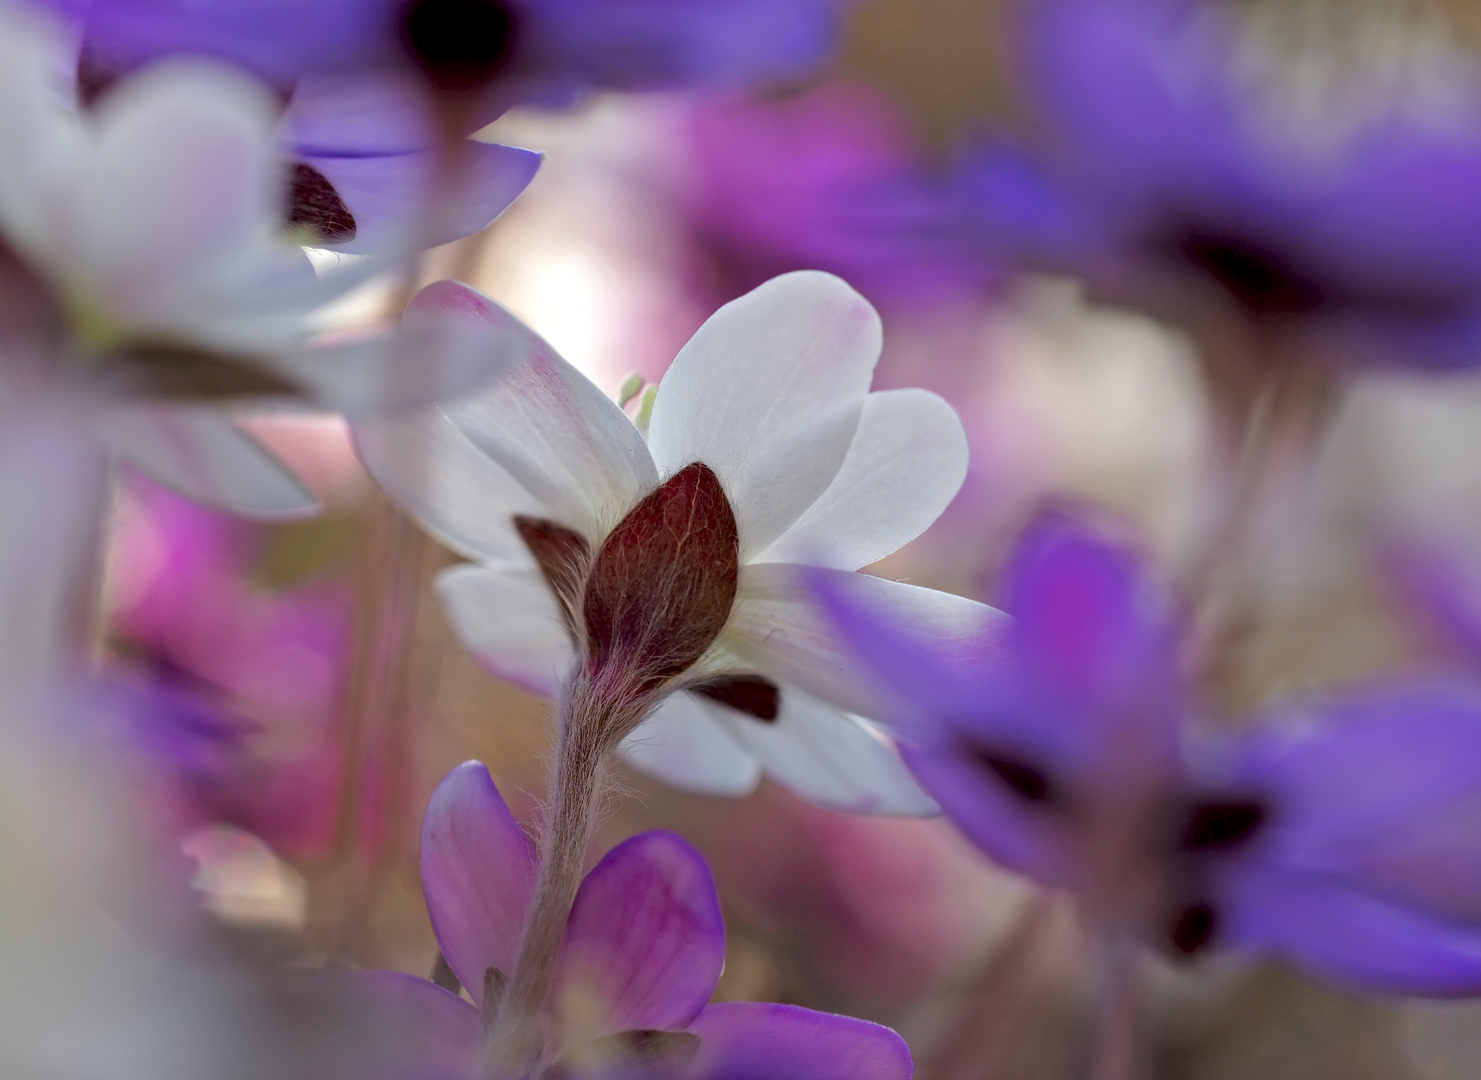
[109,478,352,858]
[954,0,1481,370]
[681,81,990,310]
[815,510,1481,996]
[45,0,843,250]
[353,760,914,1079]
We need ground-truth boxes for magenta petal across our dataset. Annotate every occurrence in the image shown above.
[1221,865,1481,998]
[420,761,538,1006]
[686,1002,912,1080]
[303,142,540,254]
[345,971,481,1079]
[552,830,724,1039]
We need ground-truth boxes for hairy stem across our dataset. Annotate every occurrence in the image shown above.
[485,667,643,1074]
[1086,936,1139,1080]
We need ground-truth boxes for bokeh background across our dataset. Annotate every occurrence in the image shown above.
[94,0,1481,1075]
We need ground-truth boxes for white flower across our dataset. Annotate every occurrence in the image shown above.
[0,5,529,519]
[358,270,1009,815]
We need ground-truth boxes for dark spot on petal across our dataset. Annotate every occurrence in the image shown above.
[514,516,590,634]
[286,162,357,245]
[400,0,519,93]
[74,49,120,108]
[691,675,780,721]
[1180,798,1266,852]
[112,341,303,401]
[583,463,739,694]
[971,746,1056,806]
[1169,902,1217,955]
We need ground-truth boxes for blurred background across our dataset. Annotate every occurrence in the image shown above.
[82,0,1481,1075]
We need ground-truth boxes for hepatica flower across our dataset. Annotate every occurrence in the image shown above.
[0,8,533,518]
[355,761,914,1080]
[360,270,1005,814]
[816,511,1481,996]
[955,0,1481,370]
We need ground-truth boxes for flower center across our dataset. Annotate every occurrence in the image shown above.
[399,0,521,94]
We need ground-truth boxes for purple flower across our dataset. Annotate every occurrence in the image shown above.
[814,510,1481,996]
[45,0,843,251]
[352,760,915,1078]
[953,0,1481,370]
[679,81,989,311]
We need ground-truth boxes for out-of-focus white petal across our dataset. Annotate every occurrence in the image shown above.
[107,406,319,520]
[0,406,109,690]
[355,408,544,564]
[716,688,937,816]
[726,563,1008,717]
[755,388,968,570]
[272,315,534,419]
[435,562,574,698]
[620,691,762,797]
[646,272,880,558]
[0,6,76,247]
[62,62,290,347]
[413,282,659,538]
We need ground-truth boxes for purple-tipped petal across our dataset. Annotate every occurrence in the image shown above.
[686,1002,913,1080]
[552,831,724,1041]
[1221,865,1481,998]
[420,761,538,1006]
[303,141,540,254]
[344,971,482,1079]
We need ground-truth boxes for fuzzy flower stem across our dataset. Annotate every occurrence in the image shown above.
[1086,936,1139,1080]
[485,666,646,1075]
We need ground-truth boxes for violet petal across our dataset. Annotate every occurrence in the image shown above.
[686,1001,912,1080]
[420,761,538,1007]
[552,830,724,1042]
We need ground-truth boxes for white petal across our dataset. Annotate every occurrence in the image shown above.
[716,688,937,816]
[273,315,536,419]
[726,563,1008,717]
[435,562,574,698]
[417,282,658,538]
[755,388,968,571]
[0,409,109,690]
[0,7,75,247]
[106,406,320,520]
[646,272,881,558]
[356,408,544,563]
[65,63,289,342]
[619,692,762,798]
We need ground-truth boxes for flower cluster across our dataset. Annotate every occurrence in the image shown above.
[12,0,1481,1075]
